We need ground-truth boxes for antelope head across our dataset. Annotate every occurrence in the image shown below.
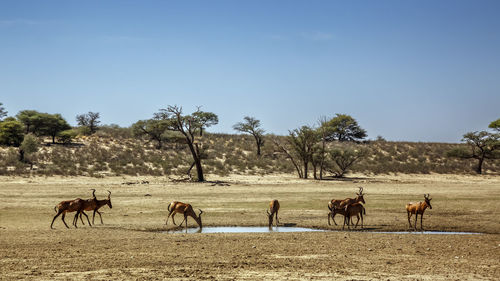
[267,210,273,227]
[107,190,113,209]
[424,194,432,209]
[356,187,366,204]
[196,209,203,229]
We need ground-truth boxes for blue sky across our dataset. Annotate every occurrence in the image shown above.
[1,1,499,142]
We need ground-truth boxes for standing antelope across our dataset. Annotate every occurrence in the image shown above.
[165,201,203,229]
[267,199,280,227]
[406,194,432,230]
[339,187,366,209]
[75,190,113,226]
[342,203,366,230]
[328,187,365,226]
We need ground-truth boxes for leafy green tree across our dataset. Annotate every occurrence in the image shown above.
[154,105,217,182]
[40,114,71,143]
[325,146,368,178]
[16,110,46,134]
[58,129,78,145]
[0,117,24,146]
[0,102,7,120]
[233,116,265,156]
[325,114,367,142]
[287,126,319,179]
[447,131,500,174]
[192,108,219,136]
[132,119,170,149]
[489,118,500,132]
[76,112,101,135]
[19,133,39,167]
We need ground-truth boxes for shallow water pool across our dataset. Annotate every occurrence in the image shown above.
[164,226,325,234]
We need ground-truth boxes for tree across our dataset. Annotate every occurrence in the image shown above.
[16,110,46,134]
[287,126,319,179]
[489,118,500,132]
[0,117,24,146]
[325,114,367,142]
[154,105,216,182]
[131,119,171,149]
[19,133,39,168]
[325,146,368,178]
[76,112,101,135]
[0,102,7,120]
[447,131,500,174]
[192,108,219,136]
[233,116,265,156]
[40,114,71,144]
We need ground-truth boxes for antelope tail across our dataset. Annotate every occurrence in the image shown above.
[362,205,366,215]
[167,203,171,213]
[327,204,332,212]
[54,206,58,213]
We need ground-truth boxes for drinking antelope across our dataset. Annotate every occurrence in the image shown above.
[406,194,432,230]
[342,203,366,230]
[165,201,203,229]
[75,190,113,226]
[267,199,280,227]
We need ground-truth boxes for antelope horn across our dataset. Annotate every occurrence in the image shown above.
[198,209,203,216]
[266,210,271,216]
[90,189,96,198]
[359,187,363,194]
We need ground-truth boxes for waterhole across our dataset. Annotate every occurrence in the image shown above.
[164,226,325,234]
[163,226,482,235]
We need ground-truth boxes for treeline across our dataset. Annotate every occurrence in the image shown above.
[0,102,498,178]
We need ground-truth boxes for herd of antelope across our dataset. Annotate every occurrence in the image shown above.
[50,187,433,231]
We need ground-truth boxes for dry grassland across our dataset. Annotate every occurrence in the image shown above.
[0,174,499,280]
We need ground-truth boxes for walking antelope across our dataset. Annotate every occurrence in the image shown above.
[406,194,433,230]
[165,201,203,229]
[267,199,280,227]
[51,190,95,229]
[75,190,113,226]
[342,203,366,230]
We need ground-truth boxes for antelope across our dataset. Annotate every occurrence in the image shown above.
[406,194,432,230]
[267,199,280,227]
[165,201,203,229]
[339,187,366,209]
[342,202,366,230]
[75,190,113,226]
[51,198,89,229]
[327,187,365,226]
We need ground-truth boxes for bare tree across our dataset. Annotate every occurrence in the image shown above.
[76,112,101,135]
[155,105,217,182]
[233,116,265,156]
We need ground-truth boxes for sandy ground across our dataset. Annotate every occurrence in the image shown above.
[0,173,499,280]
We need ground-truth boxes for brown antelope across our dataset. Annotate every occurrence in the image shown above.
[327,187,365,226]
[51,198,88,229]
[342,202,366,230]
[339,187,366,209]
[165,201,203,229]
[267,199,280,227]
[406,194,432,230]
[76,190,113,226]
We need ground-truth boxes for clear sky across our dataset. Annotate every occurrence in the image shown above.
[1,1,499,142]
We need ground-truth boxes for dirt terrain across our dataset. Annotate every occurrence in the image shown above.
[0,174,499,280]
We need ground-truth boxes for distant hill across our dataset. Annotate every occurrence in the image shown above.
[0,131,498,177]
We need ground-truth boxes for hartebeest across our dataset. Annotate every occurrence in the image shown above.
[165,201,203,229]
[406,194,432,230]
[51,189,98,229]
[75,190,113,226]
[342,202,366,230]
[267,199,280,227]
[327,187,365,226]
[339,187,366,209]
